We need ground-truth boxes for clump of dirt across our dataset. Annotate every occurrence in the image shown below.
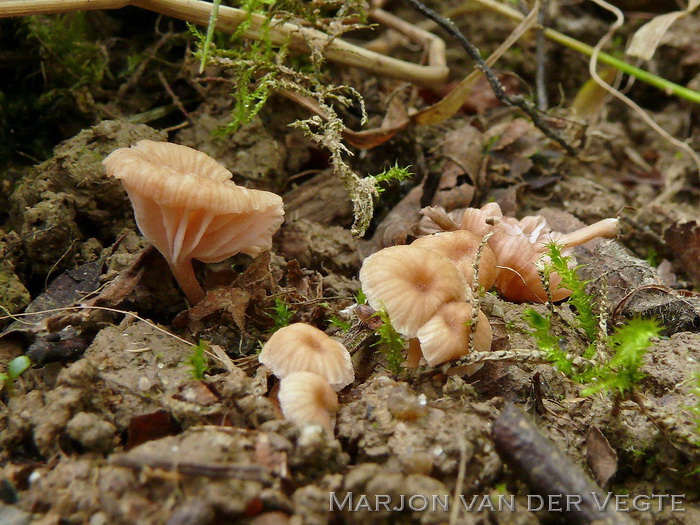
[174,100,293,190]
[0,232,30,317]
[5,120,165,280]
[276,219,361,277]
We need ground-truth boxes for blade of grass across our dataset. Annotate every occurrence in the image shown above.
[468,0,700,105]
[198,0,222,74]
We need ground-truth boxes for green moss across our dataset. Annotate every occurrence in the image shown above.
[373,310,405,376]
[267,297,294,333]
[23,13,108,88]
[0,262,30,315]
[527,244,663,397]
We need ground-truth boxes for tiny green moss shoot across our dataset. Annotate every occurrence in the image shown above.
[582,318,662,396]
[267,297,294,333]
[372,164,413,194]
[187,341,210,380]
[329,314,351,333]
[524,308,574,378]
[544,242,597,343]
[690,372,700,448]
[373,310,405,376]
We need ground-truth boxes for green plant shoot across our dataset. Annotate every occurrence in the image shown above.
[0,355,31,395]
[582,318,662,396]
[187,340,210,380]
[267,297,294,333]
[372,164,413,194]
[690,372,700,447]
[526,244,663,397]
[372,310,405,376]
[329,314,351,333]
[524,308,574,378]
[544,242,597,343]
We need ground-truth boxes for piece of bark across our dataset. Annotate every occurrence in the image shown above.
[282,170,354,226]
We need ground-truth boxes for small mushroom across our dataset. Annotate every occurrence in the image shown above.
[416,301,492,368]
[491,216,619,302]
[411,230,498,290]
[359,245,470,337]
[259,323,354,391]
[103,140,284,304]
[278,371,338,435]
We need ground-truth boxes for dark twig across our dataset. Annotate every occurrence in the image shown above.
[157,71,192,122]
[492,404,636,525]
[403,0,576,155]
[535,0,549,109]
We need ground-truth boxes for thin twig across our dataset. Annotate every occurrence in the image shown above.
[449,438,468,525]
[403,0,576,155]
[439,348,596,377]
[631,392,699,458]
[535,0,549,110]
[111,455,274,485]
[157,70,191,121]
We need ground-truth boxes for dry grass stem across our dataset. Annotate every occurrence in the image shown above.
[1,0,448,88]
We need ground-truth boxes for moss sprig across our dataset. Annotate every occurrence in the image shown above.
[186,340,210,380]
[267,297,294,333]
[582,318,662,397]
[527,243,662,397]
[544,242,597,342]
[373,310,405,376]
[524,308,574,378]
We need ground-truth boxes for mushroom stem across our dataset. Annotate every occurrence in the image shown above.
[405,338,423,369]
[170,260,205,304]
[537,218,619,252]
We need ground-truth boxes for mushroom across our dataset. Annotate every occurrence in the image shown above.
[359,245,470,338]
[103,140,284,304]
[416,301,492,368]
[490,216,619,302]
[258,323,354,391]
[278,371,338,435]
[411,230,499,290]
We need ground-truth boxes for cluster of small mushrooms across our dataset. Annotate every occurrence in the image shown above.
[104,141,352,434]
[360,203,619,370]
[258,323,354,435]
[105,140,619,435]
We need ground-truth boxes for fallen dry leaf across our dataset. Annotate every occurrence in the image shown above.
[586,426,618,488]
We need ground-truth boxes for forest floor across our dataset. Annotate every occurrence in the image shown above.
[0,1,699,524]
